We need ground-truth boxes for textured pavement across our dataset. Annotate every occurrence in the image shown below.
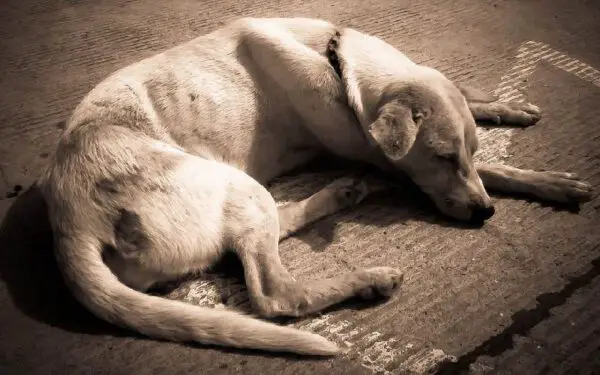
[1,0,600,374]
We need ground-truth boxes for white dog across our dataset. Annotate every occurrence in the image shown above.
[38,17,593,356]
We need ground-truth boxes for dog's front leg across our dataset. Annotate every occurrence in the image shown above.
[458,85,542,126]
[468,102,541,127]
[477,163,594,204]
[277,175,386,241]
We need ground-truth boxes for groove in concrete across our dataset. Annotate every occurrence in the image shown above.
[435,254,600,374]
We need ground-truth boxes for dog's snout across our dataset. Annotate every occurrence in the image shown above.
[470,205,495,223]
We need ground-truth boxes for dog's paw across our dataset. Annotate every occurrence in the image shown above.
[324,176,371,207]
[528,170,594,203]
[358,267,404,299]
[497,102,541,126]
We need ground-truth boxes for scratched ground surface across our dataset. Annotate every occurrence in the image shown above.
[1,0,599,374]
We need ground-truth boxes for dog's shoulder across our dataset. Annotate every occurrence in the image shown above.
[231,17,339,54]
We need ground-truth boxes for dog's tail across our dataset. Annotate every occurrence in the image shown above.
[56,233,340,356]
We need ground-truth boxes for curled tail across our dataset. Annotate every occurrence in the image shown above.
[55,234,339,356]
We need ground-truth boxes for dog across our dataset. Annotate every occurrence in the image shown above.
[37,17,593,356]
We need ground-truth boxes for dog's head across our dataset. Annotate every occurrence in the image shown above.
[371,77,495,222]
[336,30,494,222]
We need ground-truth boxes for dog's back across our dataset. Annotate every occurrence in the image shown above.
[63,18,339,182]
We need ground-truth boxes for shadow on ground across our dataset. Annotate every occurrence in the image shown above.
[0,184,130,336]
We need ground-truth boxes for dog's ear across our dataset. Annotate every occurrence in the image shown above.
[333,28,415,128]
[457,84,497,103]
[367,102,421,161]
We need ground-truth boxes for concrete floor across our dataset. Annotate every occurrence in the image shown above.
[1,0,600,374]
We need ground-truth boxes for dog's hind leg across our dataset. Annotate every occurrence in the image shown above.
[229,175,402,319]
[238,233,403,319]
[476,163,593,203]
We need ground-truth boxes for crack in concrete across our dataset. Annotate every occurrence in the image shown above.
[434,254,600,374]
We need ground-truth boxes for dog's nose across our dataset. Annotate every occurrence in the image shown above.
[470,205,495,223]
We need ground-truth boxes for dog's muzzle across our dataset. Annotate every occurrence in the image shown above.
[470,205,495,223]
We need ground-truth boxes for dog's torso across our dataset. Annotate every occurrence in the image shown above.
[63,18,371,185]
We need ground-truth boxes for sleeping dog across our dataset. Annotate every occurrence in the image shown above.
[38,17,593,355]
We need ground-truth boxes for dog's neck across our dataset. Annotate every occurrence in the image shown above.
[323,30,395,173]
[326,31,343,78]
